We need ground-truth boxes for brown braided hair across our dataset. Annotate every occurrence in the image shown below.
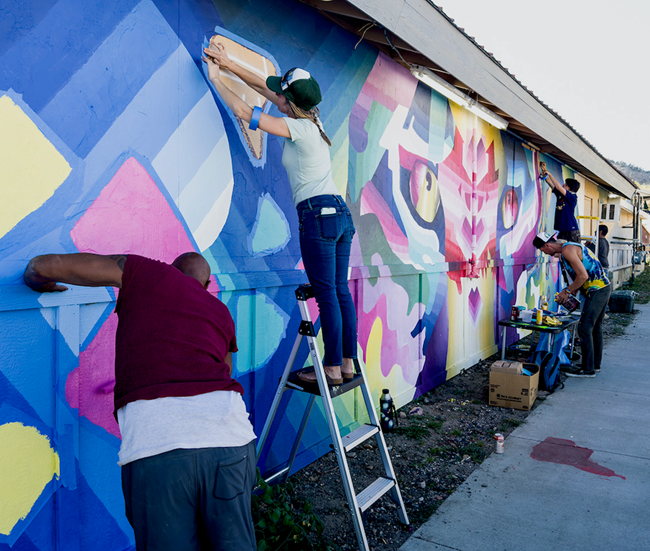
[287,101,332,147]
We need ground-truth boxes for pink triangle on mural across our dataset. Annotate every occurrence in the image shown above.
[70,157,195,263]
[66,157,216,437]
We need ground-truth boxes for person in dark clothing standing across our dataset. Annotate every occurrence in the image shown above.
[586,225,610,276]
[24,252,257,551]
[540,161,581,243]
[597,224,610,274]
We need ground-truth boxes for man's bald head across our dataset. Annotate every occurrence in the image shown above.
[172,252,211,289]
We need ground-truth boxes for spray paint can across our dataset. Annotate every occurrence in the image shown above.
[536,308,543,325]
[555,292,580,313]
[379,389,397,432]
[494,433,504,454]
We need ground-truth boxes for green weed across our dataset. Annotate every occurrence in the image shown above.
[394,424,430,440]
[252,471,338,551]
[426,418,443,432]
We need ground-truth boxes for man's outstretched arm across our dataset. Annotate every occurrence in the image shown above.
[545,172,567,196]
[24,254,126,292]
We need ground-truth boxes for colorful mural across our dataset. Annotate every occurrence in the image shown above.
[0,0,564,548]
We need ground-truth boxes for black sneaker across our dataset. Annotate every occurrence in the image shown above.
[565,369,596,378]
[594,367,601,373]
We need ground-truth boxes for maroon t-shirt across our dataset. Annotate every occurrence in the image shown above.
[113,255,242,412]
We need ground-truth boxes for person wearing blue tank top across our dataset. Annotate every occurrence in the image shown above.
[203,39,357,387]
[533,231,611,377]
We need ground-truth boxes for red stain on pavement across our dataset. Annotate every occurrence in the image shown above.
[531,437,625,479]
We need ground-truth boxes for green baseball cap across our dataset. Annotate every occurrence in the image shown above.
[267,67,322,111]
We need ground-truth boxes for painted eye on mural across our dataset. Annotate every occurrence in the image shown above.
[501,188,519,230]
[409,161,440,223]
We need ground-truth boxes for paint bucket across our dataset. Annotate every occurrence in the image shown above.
[494,433,504,454]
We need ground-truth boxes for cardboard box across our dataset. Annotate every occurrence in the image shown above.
[489,364,539,411]
[491,360,523,375]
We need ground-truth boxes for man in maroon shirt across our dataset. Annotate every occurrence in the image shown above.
[24,252,257,551]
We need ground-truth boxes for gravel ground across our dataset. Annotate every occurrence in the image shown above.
[281,270,650,551]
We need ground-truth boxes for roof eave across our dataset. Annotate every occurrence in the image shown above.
[335,0,637,198]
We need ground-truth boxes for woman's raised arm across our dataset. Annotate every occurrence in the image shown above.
[202,50,291,139]
[204,39,279,106]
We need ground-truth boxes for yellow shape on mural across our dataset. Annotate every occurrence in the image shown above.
[0,423,60,535]
[365,316,383,388]
[365,316,403,399]
[0,95,71,239]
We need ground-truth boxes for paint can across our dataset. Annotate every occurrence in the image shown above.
[494,433,504,453]
[510,305,519,321]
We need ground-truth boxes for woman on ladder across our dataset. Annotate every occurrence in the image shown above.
[203,39,357,386]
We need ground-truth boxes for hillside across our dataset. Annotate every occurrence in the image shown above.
[612,161,650,186]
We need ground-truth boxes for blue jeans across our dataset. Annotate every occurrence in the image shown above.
[297,195,357,366]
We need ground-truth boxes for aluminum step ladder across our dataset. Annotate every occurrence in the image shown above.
[256,284,409,551]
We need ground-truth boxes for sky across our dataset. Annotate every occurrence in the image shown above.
[440,0,650,172]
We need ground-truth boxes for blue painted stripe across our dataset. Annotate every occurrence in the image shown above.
[152,91,228,203]
[0,0,57,58]
[0,0,140,113]
[40,0,178,158]
[82,45,208,191]
[0,309,56,424]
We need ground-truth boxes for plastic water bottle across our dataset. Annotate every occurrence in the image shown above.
[379,389,397,432]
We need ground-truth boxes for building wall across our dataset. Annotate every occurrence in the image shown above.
[581,178,604,239]
[1,0,572,548]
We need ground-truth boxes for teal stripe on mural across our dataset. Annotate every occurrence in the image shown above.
[321,48,378,136]
[349,100,394,202]
[428,92,451,162]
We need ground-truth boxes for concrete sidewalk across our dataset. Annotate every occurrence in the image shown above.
[399,301,650,551]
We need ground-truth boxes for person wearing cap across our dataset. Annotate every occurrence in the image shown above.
[533,231,611,377]
[539,161,581,243]
[203,39,357,386]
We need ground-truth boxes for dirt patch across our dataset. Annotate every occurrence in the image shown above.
[289,353,535,551]
[279,270,650,551]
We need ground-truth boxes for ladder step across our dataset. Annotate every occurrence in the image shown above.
[287,369,364,397]
[357,477,395,513]
[342,424,379,453]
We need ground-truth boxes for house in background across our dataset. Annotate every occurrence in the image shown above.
[0,0,638,548]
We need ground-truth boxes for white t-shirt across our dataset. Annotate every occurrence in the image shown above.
[117,390,256,466]
[282,117,339,206]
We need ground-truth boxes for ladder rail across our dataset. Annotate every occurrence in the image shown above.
[281,394,316,483]
[297,299,371,551]
[256,284,409,551]
[256,330,303,459]
[357,360,410,525]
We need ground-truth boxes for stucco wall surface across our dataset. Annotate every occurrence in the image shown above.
[0,0,570,547]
